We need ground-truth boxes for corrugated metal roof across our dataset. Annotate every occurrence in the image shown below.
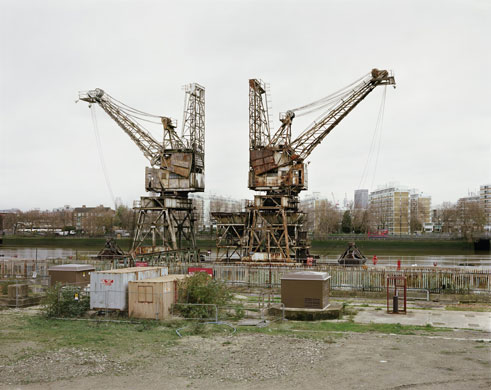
[48,264,95,272]
[129,274,188,283]
[281,271,330,281]
[95,267,164,274]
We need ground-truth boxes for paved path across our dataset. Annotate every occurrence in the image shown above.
[354,307,491,332]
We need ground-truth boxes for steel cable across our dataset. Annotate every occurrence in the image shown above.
[289,72,370,114]
[357,85,387,190]
[90,106,116,207]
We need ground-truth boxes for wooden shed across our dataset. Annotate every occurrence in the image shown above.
[281,271,331,309]
[48,264,95,287]
[128,274,188,320]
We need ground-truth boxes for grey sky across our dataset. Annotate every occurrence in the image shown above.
[1,0,490,210]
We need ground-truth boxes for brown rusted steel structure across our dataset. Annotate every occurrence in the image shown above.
[97,238,125,260]
[79,84,205,255]
[214,70,395,263]
[338,242,367,266]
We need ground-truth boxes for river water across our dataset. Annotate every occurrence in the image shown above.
[0,247,98,261]
[1,247,490,269]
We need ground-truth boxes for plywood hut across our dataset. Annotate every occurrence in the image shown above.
[128,275,188,320]
[281,271,331,309]
[48,264,95,287]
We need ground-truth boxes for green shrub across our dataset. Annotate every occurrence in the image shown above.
[174,272,234,319]
[42,283,89,318]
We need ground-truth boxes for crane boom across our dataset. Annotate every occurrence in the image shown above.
[290,69,395,161]
[79,84,205,195]
[79,88,167,165]
[248,68,395,194]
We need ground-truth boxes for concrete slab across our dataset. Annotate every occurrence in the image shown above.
[269,302,343,320]
[354,307,491,332]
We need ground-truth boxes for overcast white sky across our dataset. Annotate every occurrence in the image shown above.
[1,0,490,211]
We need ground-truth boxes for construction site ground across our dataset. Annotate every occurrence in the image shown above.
[1,298,490,390]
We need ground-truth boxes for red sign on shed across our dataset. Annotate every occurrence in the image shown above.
[188,267,213,276]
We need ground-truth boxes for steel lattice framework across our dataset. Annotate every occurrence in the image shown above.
[79,84,205,255]
[214,69,395,263]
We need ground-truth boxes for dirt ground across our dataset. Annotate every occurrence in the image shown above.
[1,323,490,389]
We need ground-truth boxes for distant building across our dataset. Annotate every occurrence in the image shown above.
[369,185,410,235]
[190,194,245,231]
[457,193,482,233]
[409,191,431,232]
[209,195,243,214]
[300,193,322,233]
[480,184,491,229]
[73,205,114,235]
[191,195,206,232]
[354,189,368,209]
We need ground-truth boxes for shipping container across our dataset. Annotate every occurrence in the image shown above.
[90,267,168,311]
[128,274,187,320]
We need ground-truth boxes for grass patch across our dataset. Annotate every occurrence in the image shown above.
[243,295,281,303]
[311,239,474,256]
[242,320,447,337]
[445,304,491,312]
[4,236,216,252]
[0,314,182,362]
[0,311,450,363]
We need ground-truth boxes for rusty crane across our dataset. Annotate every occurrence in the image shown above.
[214,69,395,262]
[79,84,205,255]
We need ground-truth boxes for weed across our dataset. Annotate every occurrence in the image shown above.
[41,284,89,318]
[445,305,491,312]
[174,273,237,319]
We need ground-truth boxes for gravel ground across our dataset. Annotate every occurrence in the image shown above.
[165,333,327,382]
[1,330,490,390]
[0,347,126,385]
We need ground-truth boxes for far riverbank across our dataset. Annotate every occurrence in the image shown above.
[1,236,480,256]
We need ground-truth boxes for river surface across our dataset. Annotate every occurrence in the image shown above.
[1,247,490,269]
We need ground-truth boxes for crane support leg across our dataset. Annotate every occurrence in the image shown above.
[131,196,195,256]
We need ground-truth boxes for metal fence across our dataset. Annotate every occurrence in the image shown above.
[167,263,491,294]
[47,288,279,323]
[2,260,490,298]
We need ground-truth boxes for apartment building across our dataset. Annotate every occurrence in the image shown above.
[409,191,431,232]
[73,205,114,235]
[354,189,369,209]
[369,185,410,235]
[480,184,491,229]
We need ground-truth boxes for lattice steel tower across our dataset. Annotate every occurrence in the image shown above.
[79,84,205,255]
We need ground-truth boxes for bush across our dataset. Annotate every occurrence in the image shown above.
[42,283,90,318]
[174,272,233,319]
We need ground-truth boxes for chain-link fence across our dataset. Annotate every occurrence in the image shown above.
[87,288,284,322]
